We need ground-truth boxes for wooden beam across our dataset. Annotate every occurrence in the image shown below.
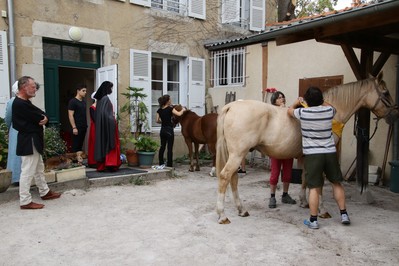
[341,44,362,80]
[356,49,373,192]
[372,52,391,77]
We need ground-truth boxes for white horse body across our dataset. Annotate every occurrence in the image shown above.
[216,74,398,224]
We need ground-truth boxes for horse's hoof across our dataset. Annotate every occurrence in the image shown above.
[195,168,200,171]
[218,218,231,224]
[189,169,194,172]
[239,211,250,217]
[319,212,332,219]
[209,172,215,177]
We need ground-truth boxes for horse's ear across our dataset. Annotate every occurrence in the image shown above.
[377,71,383,83]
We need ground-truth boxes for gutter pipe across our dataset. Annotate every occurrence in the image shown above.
[7,0,16,85]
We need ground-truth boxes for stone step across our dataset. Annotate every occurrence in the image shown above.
[0,166,173,205]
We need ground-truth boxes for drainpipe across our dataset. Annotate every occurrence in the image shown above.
[7,0,16,86]
[393,57,399,161]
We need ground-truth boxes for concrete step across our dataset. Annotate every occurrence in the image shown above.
[0,166,173,204]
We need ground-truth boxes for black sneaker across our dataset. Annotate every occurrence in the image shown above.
[282,194,296,204]
[238,168,246,174]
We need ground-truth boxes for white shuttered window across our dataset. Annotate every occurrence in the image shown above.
[131,0,205,19]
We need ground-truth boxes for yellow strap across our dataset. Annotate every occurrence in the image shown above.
[332,119,344,138]
[300,102,344,138]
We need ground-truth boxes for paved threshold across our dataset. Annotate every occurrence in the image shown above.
[0,166,173,204]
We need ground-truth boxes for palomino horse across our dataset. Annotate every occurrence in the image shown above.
[173,105,218,176]
[216,73,398,224]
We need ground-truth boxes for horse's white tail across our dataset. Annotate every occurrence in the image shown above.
[216,106,230,177]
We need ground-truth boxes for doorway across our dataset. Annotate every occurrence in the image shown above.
[59,67,95,152]
[43,39,101,152]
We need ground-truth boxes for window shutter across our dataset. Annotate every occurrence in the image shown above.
[222,0,240,24]
[188,57,205,116]
[250,0,265,31]
[188,0,206,20]
[130,49,152,130]
[0,31,10,118]
[96,65,118,117]
[129,0,151,7]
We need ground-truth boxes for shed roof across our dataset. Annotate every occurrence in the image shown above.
[204,0,399,55]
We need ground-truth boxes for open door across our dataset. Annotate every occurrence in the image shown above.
[96,65,118,116]
[188,57,205,116]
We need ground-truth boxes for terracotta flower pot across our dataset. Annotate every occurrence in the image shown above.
[126,149,139,167]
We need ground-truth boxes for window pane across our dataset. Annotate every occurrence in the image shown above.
[151,106,159,127]
[152,58,163,81]
[63,45,80,62]
[167,0,179,13]
[43,43,61,60]
[81,48,98,64]
[167,83,179,104]
[152,81,163,105]
[231,52,243,84]
[167,59,179,82]
[151,0,163,9]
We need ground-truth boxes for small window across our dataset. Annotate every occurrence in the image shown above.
[211,47,245,87]
[63,45,80,62]
[151,0,185,14]
[43,43,61,60]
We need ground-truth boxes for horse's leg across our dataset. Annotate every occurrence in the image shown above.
[185,138,194,172]
[194,143,200,171]
[230,169,249,217]
[209,143,216,177]
[297,157,309,208]
[217,164,233,224]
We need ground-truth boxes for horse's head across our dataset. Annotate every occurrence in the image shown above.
[367,72,399,124]
[172,104,184,127]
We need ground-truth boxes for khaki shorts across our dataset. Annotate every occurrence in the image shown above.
[304,153,343,188]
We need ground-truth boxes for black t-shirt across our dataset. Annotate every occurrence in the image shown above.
[68,98,87,128]
[157,106,173,128]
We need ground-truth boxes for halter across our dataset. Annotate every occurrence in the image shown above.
[370,79,398,121]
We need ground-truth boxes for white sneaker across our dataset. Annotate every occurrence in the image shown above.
[341,213,351,225]
[304,219,319,229]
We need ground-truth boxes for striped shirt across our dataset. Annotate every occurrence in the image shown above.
[293,105,336,155]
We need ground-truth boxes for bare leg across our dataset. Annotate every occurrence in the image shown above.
[309,187,321,217]
[331,182,346,210]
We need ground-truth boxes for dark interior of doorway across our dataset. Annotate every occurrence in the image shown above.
[59,67,95,152]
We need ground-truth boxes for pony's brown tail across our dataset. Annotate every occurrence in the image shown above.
[216,106,230,177]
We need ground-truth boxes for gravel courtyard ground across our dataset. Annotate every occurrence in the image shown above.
[0,164,398,266]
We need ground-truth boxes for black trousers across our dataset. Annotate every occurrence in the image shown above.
[71,127,87,152]
[159,127,174,167]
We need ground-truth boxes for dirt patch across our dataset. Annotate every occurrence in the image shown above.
[0,165,398,265]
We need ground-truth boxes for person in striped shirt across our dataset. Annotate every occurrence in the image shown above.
[288,87,350,229]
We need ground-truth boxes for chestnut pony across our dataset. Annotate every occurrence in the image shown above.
[173,105,218,176]
[216,73,398,224]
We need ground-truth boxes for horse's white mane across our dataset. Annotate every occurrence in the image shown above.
[323,78,371,108]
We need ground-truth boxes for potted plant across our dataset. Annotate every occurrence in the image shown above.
[119,87,150,166]
[0,117,12,192]
[44,125,67,161]
[132,134,160,168]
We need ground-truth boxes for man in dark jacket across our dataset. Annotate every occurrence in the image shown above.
[12,76,61,210]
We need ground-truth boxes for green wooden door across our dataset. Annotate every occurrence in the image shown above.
[44,61,60,125]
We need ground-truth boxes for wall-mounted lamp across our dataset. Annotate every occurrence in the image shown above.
[68,26,83,42]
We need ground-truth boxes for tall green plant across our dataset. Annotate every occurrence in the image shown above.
[119,87,150,149]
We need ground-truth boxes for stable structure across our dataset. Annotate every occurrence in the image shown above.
[205,0,399,188]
